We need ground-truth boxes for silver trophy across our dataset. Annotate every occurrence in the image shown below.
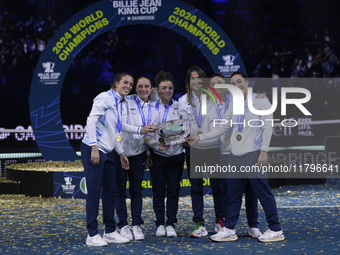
[154,119,190,145]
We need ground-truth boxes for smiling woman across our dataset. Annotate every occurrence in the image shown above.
[80,72,141,246]
[146,70,185,238]
[115,74,157,242]
[112,73,134,97]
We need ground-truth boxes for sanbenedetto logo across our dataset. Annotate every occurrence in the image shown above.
[37,62,61,85]
[80,177,87,194]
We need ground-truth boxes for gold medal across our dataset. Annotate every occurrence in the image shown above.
[236,134,242,141]
[144,137,149,143]
[159,137,165,143]
[116,135,122,142]
[224,134,227,141]
[197,130,203,135]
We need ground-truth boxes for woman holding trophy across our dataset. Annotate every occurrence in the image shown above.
[146,71,185,238]
[186,72,285,243]
[115,75,158,241]
[178,66,223,237]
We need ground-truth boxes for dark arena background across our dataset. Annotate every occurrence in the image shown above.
[1,0,340,254]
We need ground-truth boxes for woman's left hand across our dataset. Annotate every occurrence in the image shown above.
[258,151,268,167]
[91,150,100,165]
[146,155,153,167]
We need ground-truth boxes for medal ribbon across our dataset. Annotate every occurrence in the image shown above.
[156,99,172,123]
[214,104,222,120]
[136,95,151,126]
[113,90,123,133]
[224,91,230,114]
[191,92,202,128]
[236,99,248,132]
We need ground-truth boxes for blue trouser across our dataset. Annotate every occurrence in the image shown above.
[220,154,259,228]
[186,146,223,225]
[116,152,146,228]
[225,150,281,231]
[81,143,118,237]
[150,151,184,227]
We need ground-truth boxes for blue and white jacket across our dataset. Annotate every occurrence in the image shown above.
[82,89,140,155]
[122,94,159,157]
[148,99,184,157]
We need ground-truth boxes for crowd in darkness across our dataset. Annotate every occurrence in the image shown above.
[1,0,340,125]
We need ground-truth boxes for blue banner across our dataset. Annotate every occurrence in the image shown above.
[29,0,246,197]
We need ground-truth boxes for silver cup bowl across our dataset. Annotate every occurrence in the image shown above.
[155,119,190,145]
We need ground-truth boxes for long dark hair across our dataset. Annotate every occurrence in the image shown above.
[185,66,206,104]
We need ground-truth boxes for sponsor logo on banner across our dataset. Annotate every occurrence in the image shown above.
[38,62,61,85]
[218,54,240,75]
[30,0,245,162]
[80,177,87,194]
[61,177,76,194]
[112,0,162,21]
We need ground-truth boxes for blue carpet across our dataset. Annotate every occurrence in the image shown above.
[1,178,340,254]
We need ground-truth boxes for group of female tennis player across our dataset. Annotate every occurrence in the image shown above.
[81,66,285,246]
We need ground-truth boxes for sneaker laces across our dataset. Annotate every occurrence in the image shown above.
[93,234,101,241]
[262,229,272,238]
[157,225,165,232]
[167,226,175,231]
[193,222,202,232]
[122,226,131,235]
[135,226,143,234]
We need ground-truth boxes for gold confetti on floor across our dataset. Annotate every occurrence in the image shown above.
[1,179,340,254]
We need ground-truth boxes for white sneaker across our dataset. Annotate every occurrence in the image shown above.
[103,230,130,243]
[132,225,145,241]
[247,227,262,238]
[210,227,238,242]
[189,223,208,238]
[258,228,285,242]
[166,225,177,238]
[156,225,166,237]
[86,234,108,246]
[120,225,133,241]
